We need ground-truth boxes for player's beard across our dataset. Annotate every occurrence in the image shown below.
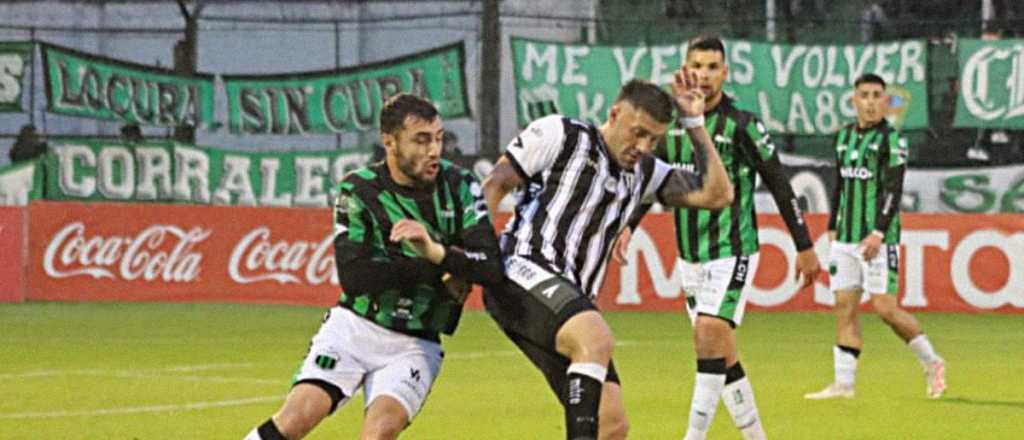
[395,147,438,189]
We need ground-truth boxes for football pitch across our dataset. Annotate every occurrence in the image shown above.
[1,302,1022,439]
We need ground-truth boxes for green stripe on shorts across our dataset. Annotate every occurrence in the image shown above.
[718,288,742,321]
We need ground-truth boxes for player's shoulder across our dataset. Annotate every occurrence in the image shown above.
[337,163,385,193]
[719,95,757,125]
[516,114,570,150]
[439,159,480,184]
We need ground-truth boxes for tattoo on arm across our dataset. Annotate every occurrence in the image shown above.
[658,168,703,205]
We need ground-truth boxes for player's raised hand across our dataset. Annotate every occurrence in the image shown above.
[672,66,706,117]
[391,219,446,263]
[794,248,820,289]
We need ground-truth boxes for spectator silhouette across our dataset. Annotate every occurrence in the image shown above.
[8,124,48,163]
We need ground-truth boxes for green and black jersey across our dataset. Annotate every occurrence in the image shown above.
[332,160,503,342]
[827,120,907,245]
[658,94,813,263]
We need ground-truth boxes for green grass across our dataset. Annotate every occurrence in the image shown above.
[2,302,1022,439]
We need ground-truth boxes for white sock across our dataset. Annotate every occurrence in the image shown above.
[722,377,766,440]
[567,362,608,382]
[684,372,726,440]
[908,334,941,364]
[834,345,858,387]
[243,428,262,440]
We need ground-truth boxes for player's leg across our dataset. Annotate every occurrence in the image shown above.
[484,256,615,439]
[597,379,629,440]
[866,244,945,398]
[556,310,615,439]
[245,307,362,439]
[250,384,336,440]
[360,327,444,439]
[684,254,765,440]
[496,326,628,440]
[806,243,861,399]
[361,397,409,440]
[716,255,766,440]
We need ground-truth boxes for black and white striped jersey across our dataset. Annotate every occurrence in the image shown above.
[500,114,688,299]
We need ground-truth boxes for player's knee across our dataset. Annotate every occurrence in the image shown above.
[876,306,901,324]
[272,409,322,440]
[557,313,615,361]
[599,413,629,440]
[360,418,405,440]
[273,385,333,439]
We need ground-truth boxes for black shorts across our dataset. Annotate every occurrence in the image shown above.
[483,263,620,405]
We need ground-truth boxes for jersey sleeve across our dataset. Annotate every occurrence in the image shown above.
[827,130,844,232]
[740,115,813,251]
[874,132,908,236]
[332,178,443,295]
[438,170,504,286]
[651,158,704,205]
[503,115,565,181]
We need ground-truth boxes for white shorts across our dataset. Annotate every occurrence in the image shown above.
[680,253,760,326]
[828,241,900,295]
[292,306,444,421]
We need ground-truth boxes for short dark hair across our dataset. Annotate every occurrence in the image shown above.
[615,79,675,124]
[380,93,439,135]
[686,34,726,56]
[854,73,886,89]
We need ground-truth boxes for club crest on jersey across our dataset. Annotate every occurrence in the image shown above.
[314,353,339,370]
[840,166,874,180]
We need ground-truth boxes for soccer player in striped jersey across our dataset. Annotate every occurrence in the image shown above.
[805,73,946,401]
[483,72,733,440]
[614,35,819,440]
[245,94,504,440]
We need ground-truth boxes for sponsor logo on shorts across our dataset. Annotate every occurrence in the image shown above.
[410,368,421,382]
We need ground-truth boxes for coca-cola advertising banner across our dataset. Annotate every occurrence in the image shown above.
[0,206,27,302]
[27,201,339,305]
[22,202,1024,313]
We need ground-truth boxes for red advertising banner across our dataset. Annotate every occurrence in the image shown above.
[26,201,338,305]
[0,206,27,302]
[22,201,1024,313]
[595,213,1024,313]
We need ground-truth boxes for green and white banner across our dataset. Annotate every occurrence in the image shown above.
[46,140,373,207]
[0,41,34,112]
[224,42,470,135]
[511,38,929,135]
[41,43,216,129]
[0,159,44,206]
[954,38,1024,129]
[903,164,1024,213]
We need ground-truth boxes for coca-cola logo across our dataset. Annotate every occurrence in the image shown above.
[43,222,210,282]
[228,227,338,286]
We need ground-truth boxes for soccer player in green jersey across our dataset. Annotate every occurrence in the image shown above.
[616,35,819,440]
[245,94,503,440]
[805,73,946,401]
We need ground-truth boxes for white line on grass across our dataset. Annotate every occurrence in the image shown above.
[0,362,255,380]
[0,341,671,419]
[0,396,282,419]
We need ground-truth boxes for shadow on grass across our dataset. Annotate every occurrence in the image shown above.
[941,396,1024,409]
